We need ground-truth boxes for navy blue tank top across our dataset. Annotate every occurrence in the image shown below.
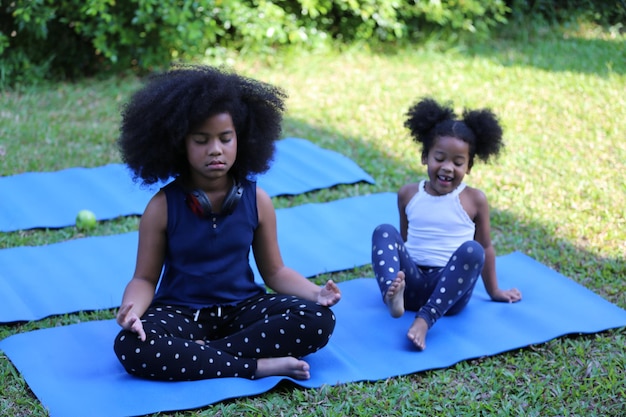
[152,178,265,309]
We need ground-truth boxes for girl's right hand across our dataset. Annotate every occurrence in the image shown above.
[116,303,147,341]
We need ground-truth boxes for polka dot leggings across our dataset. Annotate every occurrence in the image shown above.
[113,294,336,381]
[371,223,485,328]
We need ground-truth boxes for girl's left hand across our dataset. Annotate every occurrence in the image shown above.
[318,280,341,307]
[491,287,522,303]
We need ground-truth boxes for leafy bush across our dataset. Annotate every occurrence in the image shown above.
[7,0,618,88]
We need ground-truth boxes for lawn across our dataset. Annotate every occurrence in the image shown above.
[1,21,625,416]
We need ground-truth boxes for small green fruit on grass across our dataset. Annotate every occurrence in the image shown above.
[76,209,97,230]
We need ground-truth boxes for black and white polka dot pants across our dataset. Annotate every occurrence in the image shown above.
[371,224,485,328]
[113,294,336,381]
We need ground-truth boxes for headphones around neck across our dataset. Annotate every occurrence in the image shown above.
[186,180,244,217]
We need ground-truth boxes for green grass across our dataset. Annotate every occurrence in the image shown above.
[1,21,625,416]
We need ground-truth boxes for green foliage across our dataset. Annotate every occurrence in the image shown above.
[1,0,513,88]
[507,0,626,27]
[399,0,510,43]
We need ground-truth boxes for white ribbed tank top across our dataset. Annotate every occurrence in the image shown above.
[404,180,475,267]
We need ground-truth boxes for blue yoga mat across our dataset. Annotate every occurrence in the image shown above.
[0,193,397,323]
[0,138,374,232]
[2,252,625,417]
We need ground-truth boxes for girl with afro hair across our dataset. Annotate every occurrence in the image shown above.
[371,97,521,351]
[114,65,340,381]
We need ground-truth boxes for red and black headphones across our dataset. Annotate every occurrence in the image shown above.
[186,180,244,217]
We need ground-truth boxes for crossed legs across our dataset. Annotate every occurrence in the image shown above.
[372,224,484,350]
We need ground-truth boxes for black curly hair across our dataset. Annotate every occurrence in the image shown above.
[404,97,504,169]
[118,64,287,186]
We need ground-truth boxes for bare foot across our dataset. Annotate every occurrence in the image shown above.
[384,271,406,318]
[407,317,429,351]
[255,357,311,380]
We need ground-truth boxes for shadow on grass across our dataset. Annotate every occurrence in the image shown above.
[490,207,626,309]
[465,35,626,76]
[368,29,625,77]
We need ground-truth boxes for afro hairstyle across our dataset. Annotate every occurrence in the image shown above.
[404,97,504,168]
[118,64,287,186]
